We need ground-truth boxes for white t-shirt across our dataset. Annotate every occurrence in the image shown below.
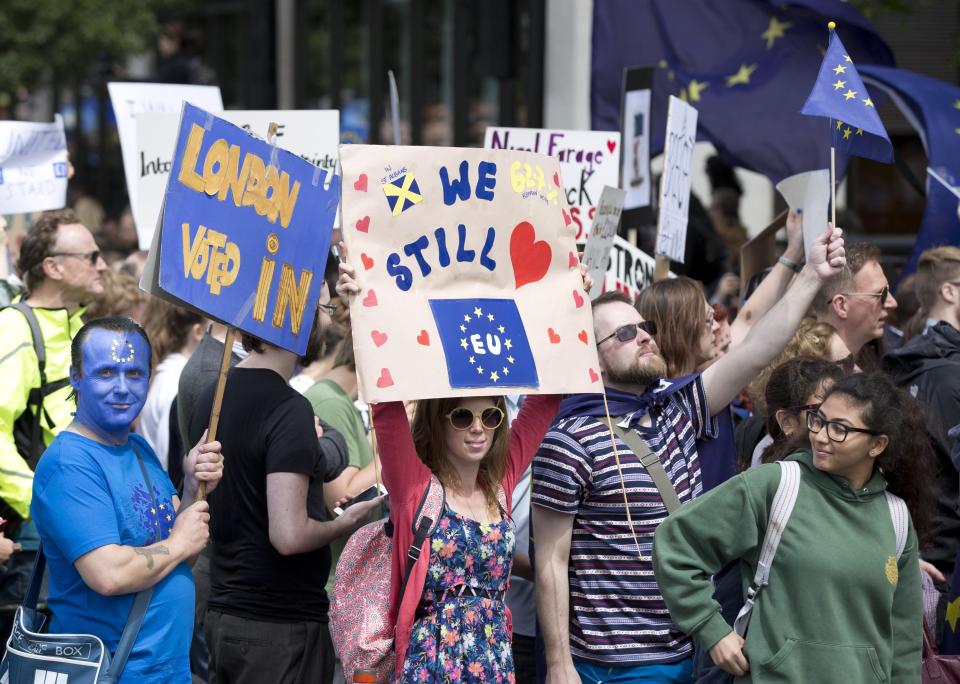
[138,353,188,470]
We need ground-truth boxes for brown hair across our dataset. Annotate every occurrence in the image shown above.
[141,298,204,370]
[814,242,881,315]
[83,269,147,321]
[240,309,327,367]
[592,289,633,309]
[747,318,838,414]
[410,396,510,514]
[635,276,706,376]
[916,246,960,312]
[17,209,81,291]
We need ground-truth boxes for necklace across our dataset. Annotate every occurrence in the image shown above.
[452,489,485,523]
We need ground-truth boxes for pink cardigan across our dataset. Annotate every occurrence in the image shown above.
[372,394,561,676]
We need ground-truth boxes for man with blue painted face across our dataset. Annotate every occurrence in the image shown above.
[31,316,224,683]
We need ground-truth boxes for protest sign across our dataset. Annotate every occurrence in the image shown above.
[135,109,339,250]
[582,186,626,298]
[776,169,830,258]
[484,127,620,243]
[108,82,224,248]
[620,67,654,219]
[0,116,68,214]
[655,95,698,263]
[140,103,339,355]
[340,144,600,402]
[601,236,670,301]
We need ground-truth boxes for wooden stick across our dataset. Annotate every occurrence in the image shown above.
[654,254,671,282]
[601,390,642,557]
[199,327,237,500]
[830,146,837,228]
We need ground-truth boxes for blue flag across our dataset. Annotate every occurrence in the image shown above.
[858,65,960,277]
[591,0,894,182]
[800,29,892,162]
[429,298,539,389]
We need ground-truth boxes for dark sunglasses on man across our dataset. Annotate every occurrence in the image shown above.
[597,321,657,346]
[49,249,101,266]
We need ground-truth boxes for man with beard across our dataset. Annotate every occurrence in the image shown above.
[533,226,846,684]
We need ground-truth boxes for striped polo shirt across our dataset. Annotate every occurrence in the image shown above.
[531,376,715,666]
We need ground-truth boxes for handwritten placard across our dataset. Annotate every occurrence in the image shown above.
[140,104,339,355]
[341,144,600,402]
[135,110,339,250]
[0,116,68,214]
[581,186,626,299]
[655,95,698,263]
[484,127,620,243]
[601,236,672,302]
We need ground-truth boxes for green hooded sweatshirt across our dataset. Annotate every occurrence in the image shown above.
[653,450,921,683]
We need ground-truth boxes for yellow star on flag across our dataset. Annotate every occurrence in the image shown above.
[681,79,710,102]
[856,128,863,136]
[843,54,853,63]
[956,128,960,136]
[761,16,792,49]
[833,64,847,75]
[947,596,960,632]
[725,64,757,87]
[836,120,843,131]
[658,59,668,68]
[843,127,853,140]
[954,99,960,110]
[843,89,857,101]
[833,79,846,91]
[490,370,500,382]
[863,98,874,107]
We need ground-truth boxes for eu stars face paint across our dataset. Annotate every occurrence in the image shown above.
[71,329,151,442]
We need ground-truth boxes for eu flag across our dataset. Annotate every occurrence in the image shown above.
[591,0,894,183]
[800,29,892,163]
[429,298,539,390]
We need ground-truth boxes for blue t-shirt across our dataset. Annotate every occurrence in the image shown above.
[31,431,194,683]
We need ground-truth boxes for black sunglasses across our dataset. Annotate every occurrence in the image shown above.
[446,407,505,431]
[597,321,657,346]
[50,250,101,266]
[807,411,882,443]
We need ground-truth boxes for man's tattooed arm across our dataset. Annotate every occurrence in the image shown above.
[134,544,170,570]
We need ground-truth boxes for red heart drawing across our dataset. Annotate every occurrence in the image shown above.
[371,330,388,347]
[354,174,368,192]
[356,216,370,233]
[360,253,374,270]
[548,328,561,344]
[376,368,394,388]
[607,140,617,154]
[578,330,589,345]
[553,172,560,187]
[568,251,578,269]
[562,209,571,226]
[417,330,430,346]
[362,289,378,307]
[573,290,584,308]
[510,221,552,289]
[589,368,599,383]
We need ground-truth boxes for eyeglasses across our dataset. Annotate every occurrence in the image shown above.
[806,411,882,443]
[318,302,337,315]
[844,285,888,304]
[49,250,101,265]
[597,321,657,346]
[446,406,505,431]
[788,402,821,416]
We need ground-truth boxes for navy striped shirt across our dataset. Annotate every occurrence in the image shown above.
[532,376,716,666]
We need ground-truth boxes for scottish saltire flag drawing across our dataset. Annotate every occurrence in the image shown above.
[340,145,599,402]
[800,26,892,163]
[429,298,539,389]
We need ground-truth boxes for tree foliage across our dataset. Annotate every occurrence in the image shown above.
[0,0,159,92]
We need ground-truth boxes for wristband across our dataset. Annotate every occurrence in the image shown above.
[778,255,802,273]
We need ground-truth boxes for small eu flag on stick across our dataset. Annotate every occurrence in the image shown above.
[801,21,893,224]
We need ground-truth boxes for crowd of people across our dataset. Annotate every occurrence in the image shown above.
[0,188,957,684]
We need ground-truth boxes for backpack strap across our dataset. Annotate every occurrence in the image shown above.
[10,303,46,385]
[884,490,909,560]
[611,419,681,513]
[733,460,801,637]
[397,475,446,602]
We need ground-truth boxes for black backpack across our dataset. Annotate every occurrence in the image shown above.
[3,303,71,538]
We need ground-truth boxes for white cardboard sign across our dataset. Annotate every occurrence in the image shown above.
[582,186,626,298]
[655,96,698,263]
[775,169,831,259]
[0,116,68,215]
[602,236,672,301]
[484,127,621,243]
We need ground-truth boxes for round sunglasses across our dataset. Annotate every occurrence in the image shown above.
[597,321,657,346]
[446,406,505,431]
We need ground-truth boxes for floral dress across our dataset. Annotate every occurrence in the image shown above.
[399,505,516,683]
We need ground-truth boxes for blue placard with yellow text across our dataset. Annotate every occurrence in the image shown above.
[157,103,338,355]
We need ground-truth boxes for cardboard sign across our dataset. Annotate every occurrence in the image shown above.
[0,116,68,214]
[484,127,620,243]
[108,82,224,248]
[601,236,671,302]
[340,144,600,402]
[140,104,339,355]
[655,96,698,263]
[582,186,626,298]
[135,110,340,250]
[775,169,830,258]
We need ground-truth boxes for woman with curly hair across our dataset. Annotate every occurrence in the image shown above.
[654,372,930,682]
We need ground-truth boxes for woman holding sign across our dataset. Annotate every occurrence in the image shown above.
[337,246,585,683]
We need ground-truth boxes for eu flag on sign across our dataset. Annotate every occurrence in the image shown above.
[429,298,539,390]
[800,29,892,163]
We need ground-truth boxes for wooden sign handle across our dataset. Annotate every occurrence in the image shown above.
[199,327,237,501]
[654,254,671,282]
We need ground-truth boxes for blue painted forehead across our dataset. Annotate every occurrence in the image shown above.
[80,327,150,368]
